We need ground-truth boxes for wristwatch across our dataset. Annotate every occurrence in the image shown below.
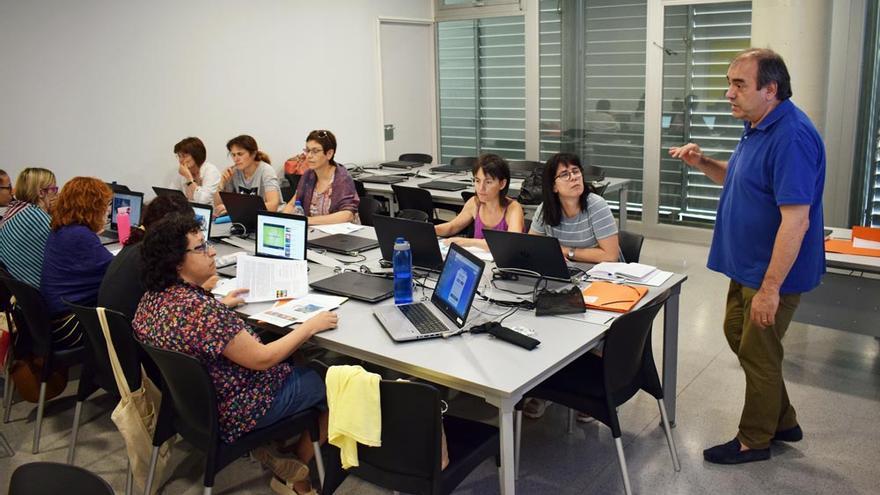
[567,248,575,260]
[185,180,194,186]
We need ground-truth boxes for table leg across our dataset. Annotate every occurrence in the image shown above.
[618,184,628,231]
[662,284,681,426]
[498,402,517,494]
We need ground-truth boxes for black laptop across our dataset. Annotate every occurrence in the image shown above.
[308,233,379,256]
[483,230,574,281]
[218,191,266,232]
[418,180,468,192]
[358,174,409,185]
[310,271,393,303]
[373,214,444,272]
[152,186,187,199]
[380,160,423,170]
[99,190,145,245]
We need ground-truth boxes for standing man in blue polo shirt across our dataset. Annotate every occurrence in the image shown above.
[670,48,826,465]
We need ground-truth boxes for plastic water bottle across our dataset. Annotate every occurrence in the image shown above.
[292,200,305,216]
[393,237,413,305]
[116,206,131,244]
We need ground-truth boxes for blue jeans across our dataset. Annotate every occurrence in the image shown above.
[254,367,326,430]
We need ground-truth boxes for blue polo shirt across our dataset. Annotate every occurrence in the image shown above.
[707,99,826,294]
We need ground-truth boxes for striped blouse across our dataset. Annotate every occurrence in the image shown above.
[0,201,51,288]
[530,193,618,248]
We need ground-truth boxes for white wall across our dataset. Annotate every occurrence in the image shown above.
[0,0,432,193]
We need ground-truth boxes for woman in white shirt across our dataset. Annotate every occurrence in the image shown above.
[214,134,281,215]
[170,137,220,204]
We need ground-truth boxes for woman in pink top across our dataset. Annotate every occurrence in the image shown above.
[435,153,525,250]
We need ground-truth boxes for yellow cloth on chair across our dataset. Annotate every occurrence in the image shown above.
[326,365,382,469]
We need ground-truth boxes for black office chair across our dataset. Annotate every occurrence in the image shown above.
[63,302,143,469]
[396,209,431,223]
[322,379,500,495]
[139,341,326,495]
[354,179,367,198]
[507,160,541,178]
[1,270,17,421]
[0,272,86,454]
[618,230,645,263]
[358,196,384,227]
[582,164,606,182]
[285,173,303,195]
[392,185,439,223]
[9,461,114,495]
[450,156,477,169]
[399,153,433,165]
[514,293,680,495]
[460,191,475,203]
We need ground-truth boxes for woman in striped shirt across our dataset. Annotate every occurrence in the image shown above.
[529,153,620,263]
[0,167,58,288]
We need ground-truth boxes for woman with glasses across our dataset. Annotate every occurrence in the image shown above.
[134,213,335,495]
[169,136,220,204]
[435,153,525,249]
[529,152,620,263]
[0,168,59,289]
[281,129,360,225]
[215,134,280,215]
[39,177,115,349]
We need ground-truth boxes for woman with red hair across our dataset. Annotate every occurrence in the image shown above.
[40,177,113,349]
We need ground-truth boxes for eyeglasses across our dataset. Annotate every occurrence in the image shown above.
[186,241,214,256]
[303,147,325,156]
[554,168,583,182]
[40,185,59,194]
[0,185,11,191]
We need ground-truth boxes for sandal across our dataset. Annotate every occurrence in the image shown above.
[522,398,549,419]
[270,475,317,495]
[252,446,310,483]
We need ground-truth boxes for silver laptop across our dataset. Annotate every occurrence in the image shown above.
[374,243,485,342]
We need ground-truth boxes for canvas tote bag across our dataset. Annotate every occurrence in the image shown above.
[96,307,172,494]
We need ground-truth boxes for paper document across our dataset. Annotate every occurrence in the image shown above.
[313,223,364,235]
[249,294,348,327]
[213,255,308,303]
[438,241,493,261]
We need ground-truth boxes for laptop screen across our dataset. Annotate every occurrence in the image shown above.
[432,246,483,324]
[191,202,212,240]
[255,212,307,260]
[110,191,143,228]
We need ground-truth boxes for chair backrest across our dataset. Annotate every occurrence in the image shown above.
[354,179,367,198]
[358,196,383,227]
[460,191,475,203]
[582,164,606,181]
[618,230,644,263]
[396,209,430,223]
[602,291,670,406]
[285,173,302,194]
[0,273,53,356]
[507,160,541,175]
[64,302,142,395]
[9,461,114,495]
[391,185,434,219]
[352,380,443,490]
[139,341,219,448]
[399,153,433,164]
[450,156,477,168]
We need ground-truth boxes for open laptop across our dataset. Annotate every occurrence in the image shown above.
[99,190,144,245]
[483,230,574,281]
[153,186,187,199]
[374,243,485,342]
[308,232,379,256]
[373,214,444,272]
[256,211,307,261]
[191,202,213,240]
[218,191,266,233]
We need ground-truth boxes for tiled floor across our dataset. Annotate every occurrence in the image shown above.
[1,238,878,494]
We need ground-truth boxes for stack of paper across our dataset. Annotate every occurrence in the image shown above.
[587,262,673,287]
[313,223,364,235]
[213,255,308,303]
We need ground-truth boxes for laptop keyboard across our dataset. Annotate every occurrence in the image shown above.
[399,303,448,334]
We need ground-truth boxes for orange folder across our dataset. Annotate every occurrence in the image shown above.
[825,226,880,257]
[581,281,648,313]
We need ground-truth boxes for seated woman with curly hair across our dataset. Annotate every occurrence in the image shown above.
[40,177,114,349]
[133,212,336,494]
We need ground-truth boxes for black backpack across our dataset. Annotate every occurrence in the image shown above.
[517,163,545,205]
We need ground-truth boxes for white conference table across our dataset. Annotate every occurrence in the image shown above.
[353,165,632,231]
[215,228,685,494]
[794,227,880,337]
